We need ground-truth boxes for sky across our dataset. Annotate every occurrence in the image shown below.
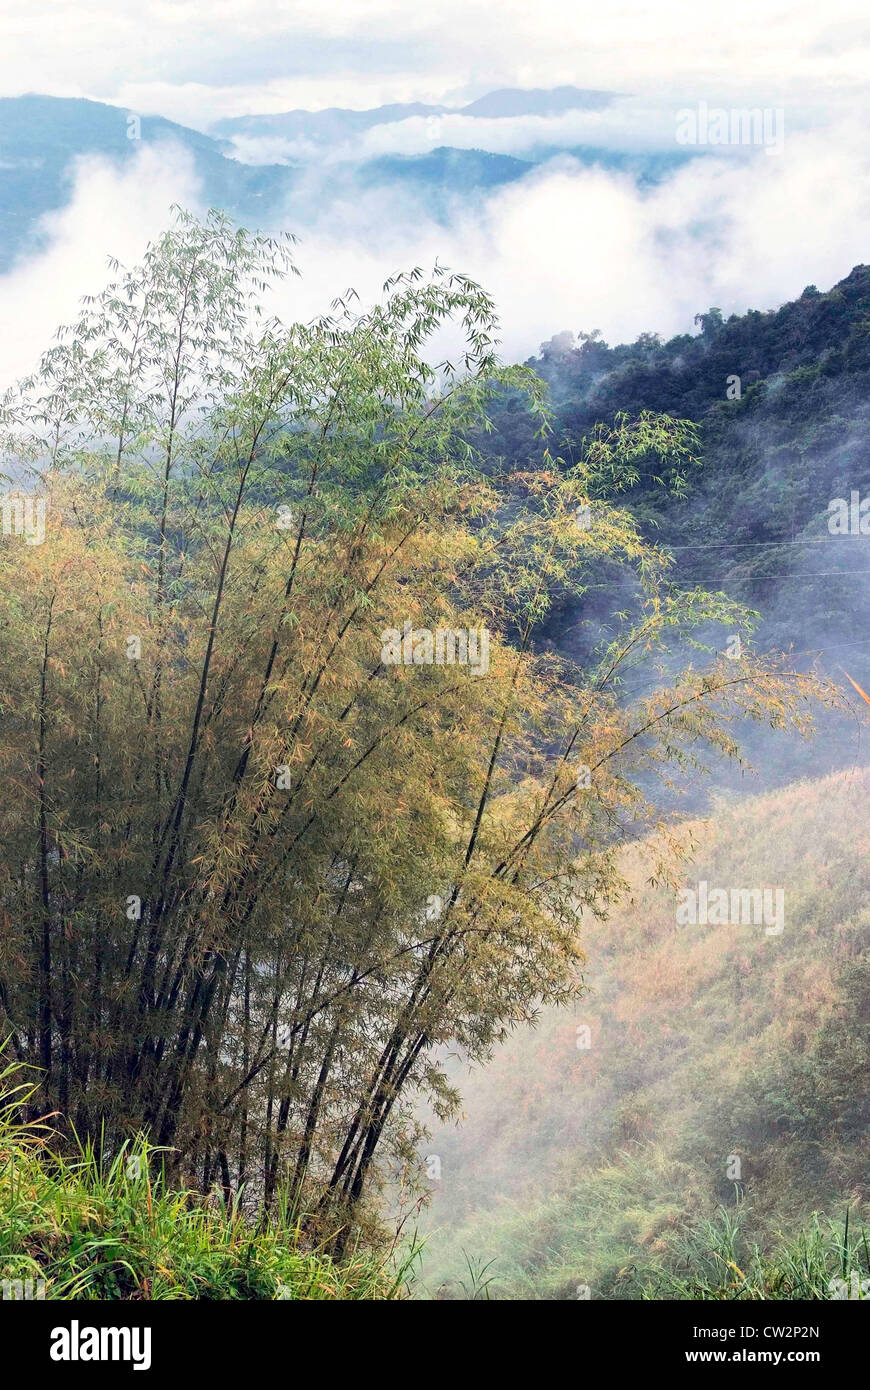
[0,0,869,384]
[3,0,869,124]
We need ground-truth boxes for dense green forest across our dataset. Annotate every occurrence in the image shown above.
[485,265,870,672]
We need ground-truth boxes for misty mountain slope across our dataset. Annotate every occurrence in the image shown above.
[490,266,870,570]
[418,765,870,1298]
[461,86,618,118]
[517,266,870,605]
[477,266,870,792]
[351,146,533,209]
[211,100,450,143]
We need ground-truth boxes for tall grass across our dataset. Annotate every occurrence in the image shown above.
[420,1141,870,1300]
[0,1055,411,1300]
[637,1205,870,1300]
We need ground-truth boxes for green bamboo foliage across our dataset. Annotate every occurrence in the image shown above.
[0,210,835,1238]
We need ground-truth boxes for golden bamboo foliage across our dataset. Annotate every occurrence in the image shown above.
[0,210,840,1238]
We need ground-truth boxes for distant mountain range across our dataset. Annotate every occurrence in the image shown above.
[212,85,619,142]
[0,88,691,272]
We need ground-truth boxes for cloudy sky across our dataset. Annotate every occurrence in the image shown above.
[0,1,869,386]
[3,0,869,124]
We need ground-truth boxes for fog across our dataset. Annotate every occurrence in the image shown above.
[3,112,870,389]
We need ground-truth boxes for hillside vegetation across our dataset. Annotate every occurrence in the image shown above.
[1,215,864,1300]
[487,265,870,665]
[3,211,823,1255]
[418,766,870,1298]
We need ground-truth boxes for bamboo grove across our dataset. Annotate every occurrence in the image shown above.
[0,210,830,1239]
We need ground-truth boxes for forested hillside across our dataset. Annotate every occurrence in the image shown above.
[415,281,870,1296]
[486,265,870,669]
[4,0,870,1343]
[465,267,870,794]
[5,211,830,1304]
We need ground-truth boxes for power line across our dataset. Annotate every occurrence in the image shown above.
[664,537,855,550]
[668,570,870,584]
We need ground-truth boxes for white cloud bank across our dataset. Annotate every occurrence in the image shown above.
[224,101,683,166]
[0,142,204,389]
[1,118,868,391]
[265,118,870,360]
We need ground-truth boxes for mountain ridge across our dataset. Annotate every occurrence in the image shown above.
[211,85,620,139]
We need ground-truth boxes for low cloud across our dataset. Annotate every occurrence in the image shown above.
[224,100,681,165]
[223,96,815,167]
[1,118,869,392]
[263,118,870,360]
[0,142,203,389]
